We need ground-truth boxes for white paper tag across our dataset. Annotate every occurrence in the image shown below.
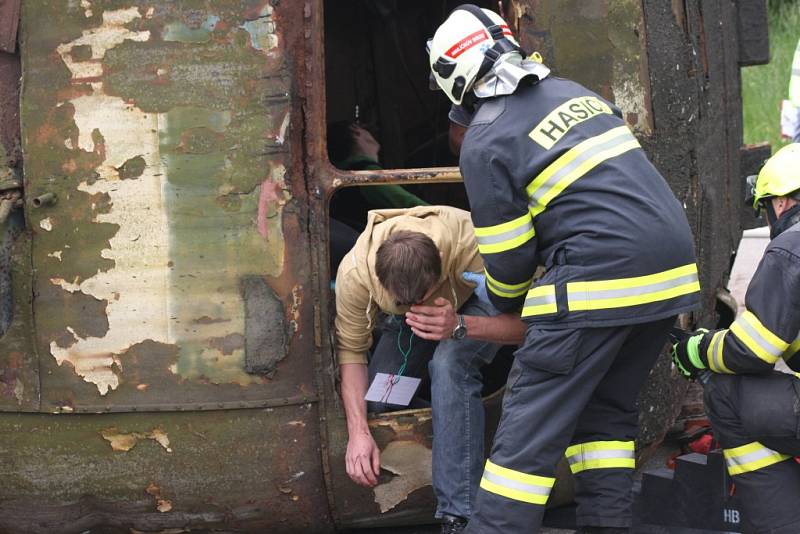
[364,373,421,406]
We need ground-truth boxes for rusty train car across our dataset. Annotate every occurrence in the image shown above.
[0,1,769,532]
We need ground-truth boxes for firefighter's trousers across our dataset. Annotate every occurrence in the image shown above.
[704,372,800,534]
[464,316,675,534]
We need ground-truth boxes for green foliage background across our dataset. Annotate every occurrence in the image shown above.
[742,0,800,149]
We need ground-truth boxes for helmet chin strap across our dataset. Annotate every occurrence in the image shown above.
[769,203,800,239]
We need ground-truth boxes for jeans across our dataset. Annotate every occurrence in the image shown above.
[367,295,501,519]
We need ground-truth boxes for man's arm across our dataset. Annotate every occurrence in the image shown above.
[406,297,526,344]
[334,261,382,487]
[340,363,381,487]
[461,140,539,312]
[694,249,800,375]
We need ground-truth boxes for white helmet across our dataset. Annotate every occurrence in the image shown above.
[428,5,521,105]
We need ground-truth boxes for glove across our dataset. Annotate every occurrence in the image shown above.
[670,328,708,379]
[462,271,488,300]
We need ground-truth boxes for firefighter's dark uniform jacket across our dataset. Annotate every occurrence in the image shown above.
[460,76,700,327]
[699,221,800,534]
[698,222,800,374]
[459,76,701,533]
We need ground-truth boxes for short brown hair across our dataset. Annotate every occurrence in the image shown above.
[376,230,441,305]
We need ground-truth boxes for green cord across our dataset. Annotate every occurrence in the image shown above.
[394,323,414,382]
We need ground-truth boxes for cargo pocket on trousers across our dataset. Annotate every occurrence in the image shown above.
[513,327,582,377]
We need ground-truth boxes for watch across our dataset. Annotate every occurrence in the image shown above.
[451,314,467,340]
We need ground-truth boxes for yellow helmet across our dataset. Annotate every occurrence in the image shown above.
[748,143,800,210]
[427,5,520,105]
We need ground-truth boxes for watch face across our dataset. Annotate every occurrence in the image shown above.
[452,325,467,340]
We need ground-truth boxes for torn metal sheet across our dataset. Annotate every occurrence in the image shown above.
[373,440,432,514]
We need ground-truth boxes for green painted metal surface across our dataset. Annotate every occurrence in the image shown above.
[16,0,314,412]
[512,0,652,135]
[0,406,333,533]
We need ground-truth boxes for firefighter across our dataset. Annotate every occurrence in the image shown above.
[427,6,701,533]
[671,143,800,534]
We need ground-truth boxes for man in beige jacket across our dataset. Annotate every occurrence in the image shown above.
[336,205,525,533]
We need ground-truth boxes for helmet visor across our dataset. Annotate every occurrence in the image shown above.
[744,174,768,216]
[426,38,439,90]
[745,174,757,208]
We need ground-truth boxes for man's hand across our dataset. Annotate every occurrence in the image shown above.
[671,330,708,379]
[405,297,458,340]
[345,430,381,487]
[351,124,380,162]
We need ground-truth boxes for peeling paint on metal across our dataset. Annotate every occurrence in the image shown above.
[47,250,63,261]
[163,15,220,44]
[39,217,52,231]
[289,284,301,333]
[43,4,293,392]
[101,427,172,453]
[145,482,173,513]
[56,8,150,86]
[373,440,432,513]
[48,8,170,395]
[257,165,290,242]
[276,110,290,145]
[80,0,92,18]
[240,5,278,52]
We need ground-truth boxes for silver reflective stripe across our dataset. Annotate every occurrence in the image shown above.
[735,315,785,361]
[528,129,634,209]
[524,293,556,308]
[794,67,800,76]
[725,442,791,475]
[709,332,725,372]
[566,448,634,465]
[481,471,551,496]
[487,278,529,298]
[475,220,535,246]
[567,273,699,302]
[728,448,776,468]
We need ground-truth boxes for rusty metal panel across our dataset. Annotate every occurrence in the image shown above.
[509,0,653,135]
[0,0,20,53]
[0,405,334,533]
[19,1,315,412]
[0,226,38,411]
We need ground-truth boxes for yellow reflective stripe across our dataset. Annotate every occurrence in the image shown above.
[485,270,531,299]
[729,310,789,365]
[526,126,640,218]
[521,285,557,317]
[479,459,554,505]
[566,263,700,311]
[474,213,536,254]
[724,442,791,475]
[565,441,635,474]
[706,330,733,374]
[783,333,800,363]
